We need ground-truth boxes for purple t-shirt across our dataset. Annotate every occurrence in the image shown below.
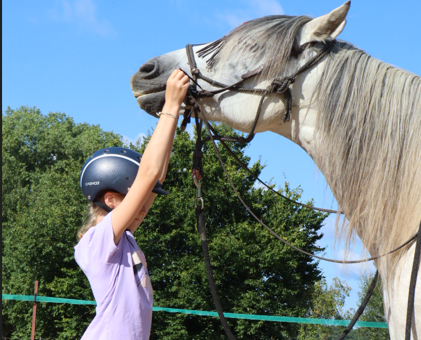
[75,212,153,340]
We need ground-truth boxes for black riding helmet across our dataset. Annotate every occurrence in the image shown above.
[80,147,168,212]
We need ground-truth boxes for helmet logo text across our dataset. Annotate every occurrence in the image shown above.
[85,181,100,186]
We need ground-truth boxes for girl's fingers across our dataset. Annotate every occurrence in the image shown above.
[182,79,191,89]
[168,69,181,80]
[181,75,189,84]
[165,70,190,105]
[168,75,190,89]
[173,69,185,80]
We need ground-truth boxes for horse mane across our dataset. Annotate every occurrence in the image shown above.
[199,15,312,81]
[313,41,421,275]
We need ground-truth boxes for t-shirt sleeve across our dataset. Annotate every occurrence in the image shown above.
[77,212,121,265]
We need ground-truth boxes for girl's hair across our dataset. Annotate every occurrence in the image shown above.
[76,202,104,241]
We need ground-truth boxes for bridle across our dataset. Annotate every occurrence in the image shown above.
[182,39,334,144]
[181,39,421,340]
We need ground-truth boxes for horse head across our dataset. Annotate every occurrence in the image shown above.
[131,2,350,158]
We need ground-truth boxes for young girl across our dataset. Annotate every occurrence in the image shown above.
[75,69,190,340]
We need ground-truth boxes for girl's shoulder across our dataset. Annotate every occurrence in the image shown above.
[75,213,122,265]
[75,213,113,249]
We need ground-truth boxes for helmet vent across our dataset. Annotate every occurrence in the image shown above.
[121,150,127,154]
[104,149,109,153]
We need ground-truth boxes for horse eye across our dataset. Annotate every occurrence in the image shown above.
[291,40,303,58]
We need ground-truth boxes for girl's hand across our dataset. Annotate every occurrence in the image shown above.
[164,69,190,111]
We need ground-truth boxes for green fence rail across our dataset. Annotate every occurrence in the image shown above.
[2,294,388,329]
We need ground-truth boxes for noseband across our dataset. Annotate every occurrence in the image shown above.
[182,39,334,143]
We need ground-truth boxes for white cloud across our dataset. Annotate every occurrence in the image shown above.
[218,0,284,29]
[251,0,284,16]
[48,0,116,37]
[122,133,146,147]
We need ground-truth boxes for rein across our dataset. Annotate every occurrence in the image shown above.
[182,40,420,339]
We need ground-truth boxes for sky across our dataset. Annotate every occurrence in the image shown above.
[3,0,421,314]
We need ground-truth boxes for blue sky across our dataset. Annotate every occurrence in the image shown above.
[3,0,420,314]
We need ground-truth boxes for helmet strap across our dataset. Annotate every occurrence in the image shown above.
[93,199,112,213]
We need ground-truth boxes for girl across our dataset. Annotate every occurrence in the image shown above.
[75,69,190,340]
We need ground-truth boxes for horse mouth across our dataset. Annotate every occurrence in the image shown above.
[135,90,166,116]
[132,84,166,99]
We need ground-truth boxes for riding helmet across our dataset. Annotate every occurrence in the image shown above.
[80,147,168,203]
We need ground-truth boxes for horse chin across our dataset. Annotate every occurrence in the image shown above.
[136,91,166,117]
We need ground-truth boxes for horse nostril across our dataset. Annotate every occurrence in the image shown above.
[138,60,159,79]
[139,63,154,73]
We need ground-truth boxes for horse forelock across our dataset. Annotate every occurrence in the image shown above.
[313,41,421,276]
[199,15,312,80]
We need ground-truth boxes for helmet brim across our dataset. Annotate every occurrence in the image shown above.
[152,187,169,195]
[153,181,169,195]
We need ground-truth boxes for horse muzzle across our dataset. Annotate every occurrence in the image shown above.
[131,58,170,116]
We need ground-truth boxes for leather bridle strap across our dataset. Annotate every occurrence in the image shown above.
[187,38,419,262]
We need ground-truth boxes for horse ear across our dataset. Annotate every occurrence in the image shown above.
[298,1,350,45]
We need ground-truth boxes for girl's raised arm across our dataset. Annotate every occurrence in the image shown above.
[111,69,190,244]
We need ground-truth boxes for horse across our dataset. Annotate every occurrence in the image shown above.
[130,2,421,338]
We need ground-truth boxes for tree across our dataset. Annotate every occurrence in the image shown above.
[297,277,355,340]
[3,107,328,339]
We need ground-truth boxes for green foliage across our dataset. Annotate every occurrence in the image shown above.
[297,277,354,339]
[3,108,327,339]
